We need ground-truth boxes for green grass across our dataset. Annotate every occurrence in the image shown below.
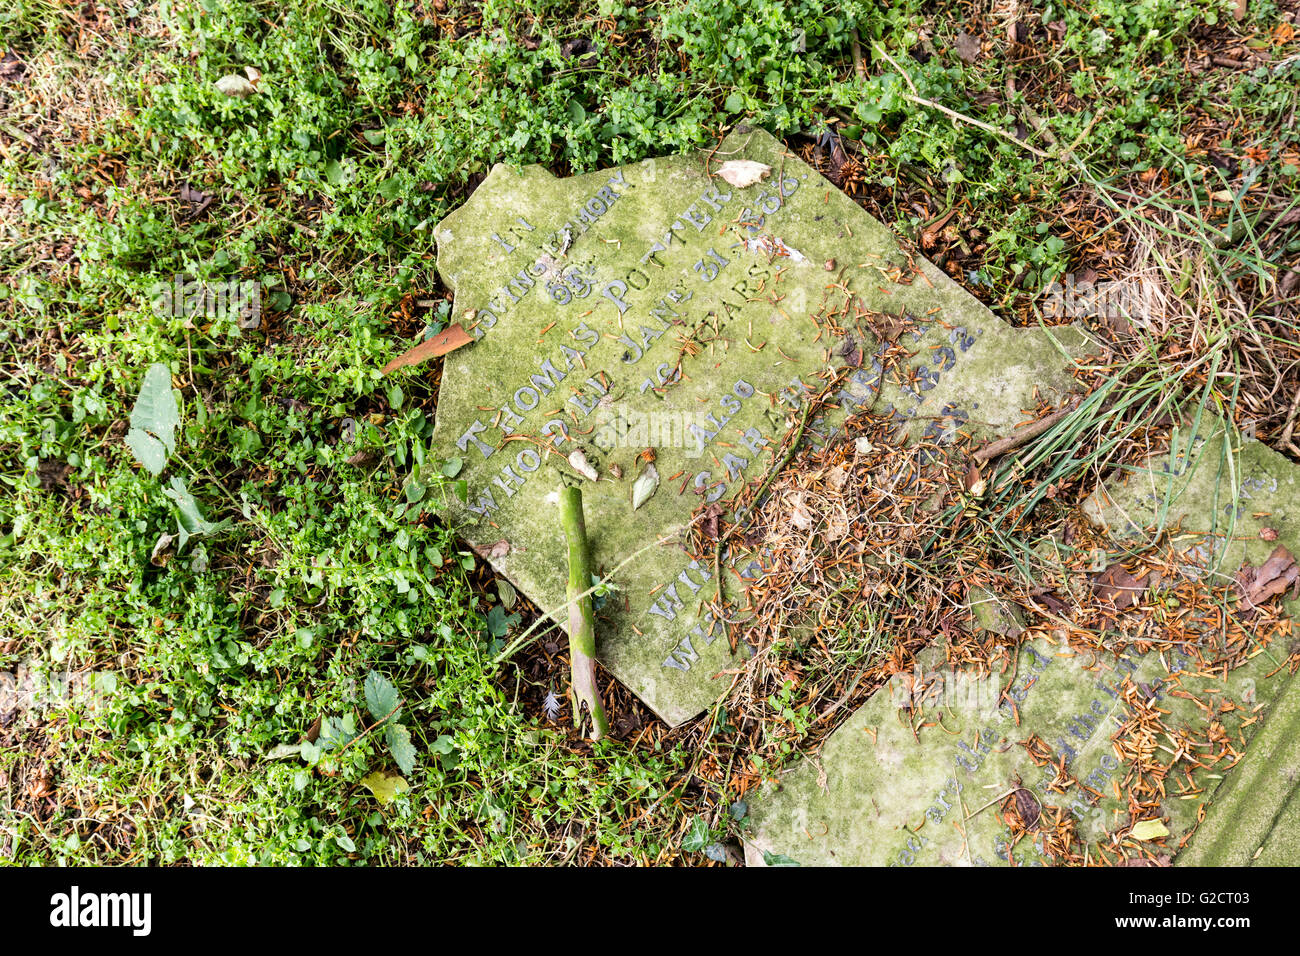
[0,0,1296,865]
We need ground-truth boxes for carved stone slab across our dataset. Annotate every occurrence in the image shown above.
[429,127,1090,725]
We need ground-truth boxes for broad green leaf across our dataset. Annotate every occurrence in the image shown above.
[1130,819,1170,841]
[364,670,401,723]
[126,363,180,475]
[318,714,357,751]
[162,477,230,551]
[360,770,410,805]
[126,429,168,476]
[384,722,417,775]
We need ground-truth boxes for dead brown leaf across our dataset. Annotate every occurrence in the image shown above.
[1094,562,1146,610]
[381,323,473,374]
[953,31,982,64]
[868,311,911,344]
[1030,587,1071,617]
[1119,854,1172,867]
[0,51,26,83]
[474,539,511,560]
[788,492,813,531]
[1013,787,1041,830]
[1234,544,1300,609]
[700,501,725,541]
[715,160,771,189]
[179,183,214,218]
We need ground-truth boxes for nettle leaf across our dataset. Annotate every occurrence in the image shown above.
[126,363,180,475]
[384,722,417,775]
[364,670,402,723]
[162,477,230,551]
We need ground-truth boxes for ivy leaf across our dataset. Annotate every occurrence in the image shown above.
[364,671,402,723]
[762,850,801,866]
[682,816,710,852]
[126,363,180,475]
[384,722,417,775]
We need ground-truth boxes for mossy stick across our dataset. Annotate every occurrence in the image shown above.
[560,484,609,741]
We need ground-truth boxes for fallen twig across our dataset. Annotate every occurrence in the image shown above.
[972,396,1081,463]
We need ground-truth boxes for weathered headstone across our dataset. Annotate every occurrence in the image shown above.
[429,126,1092,725]
[1082,417,1300,616]
[744,631,1294,866]
[1085,416,1300,866]
[744,421,1300,866]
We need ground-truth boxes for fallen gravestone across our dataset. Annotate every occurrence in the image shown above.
[1086,416,1300,866]
[427,126,1092,726]
[744,420,1300,865]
